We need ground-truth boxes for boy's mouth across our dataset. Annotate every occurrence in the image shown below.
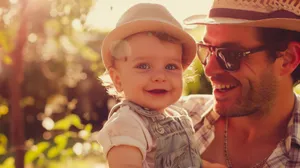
[147,89,168,94]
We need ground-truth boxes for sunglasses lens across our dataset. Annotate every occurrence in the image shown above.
[197,43,244,71]
[216,49,241,71]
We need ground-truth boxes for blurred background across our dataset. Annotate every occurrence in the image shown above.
[0,0,299,168]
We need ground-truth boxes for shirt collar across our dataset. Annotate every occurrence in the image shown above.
[288,93,300,147]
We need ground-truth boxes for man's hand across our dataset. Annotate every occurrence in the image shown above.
[202,160,227,168]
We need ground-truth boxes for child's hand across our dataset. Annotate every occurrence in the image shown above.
[202,160,227,168]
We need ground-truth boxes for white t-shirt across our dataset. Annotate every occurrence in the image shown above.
[97,105,155,168]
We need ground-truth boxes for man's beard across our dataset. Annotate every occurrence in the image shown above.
[214,70,277,118]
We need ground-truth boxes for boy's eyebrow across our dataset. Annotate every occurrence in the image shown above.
[131,56,148,62]
[170,58,182,63]
[131,56,182,62]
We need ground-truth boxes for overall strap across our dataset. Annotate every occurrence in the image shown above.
[108,100,165,121]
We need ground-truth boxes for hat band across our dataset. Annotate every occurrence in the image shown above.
[209,8,300,20]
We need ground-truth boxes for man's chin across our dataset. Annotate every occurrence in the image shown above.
[214,105,258,118]
[214,101,239,117]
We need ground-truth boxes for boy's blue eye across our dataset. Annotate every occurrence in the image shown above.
[136,63,150,69]
[165,64,178,70]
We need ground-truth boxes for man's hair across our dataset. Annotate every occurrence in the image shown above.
[100,31,182,99]
[257,28,300,85]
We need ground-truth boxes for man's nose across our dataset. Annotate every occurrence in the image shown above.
[203,53,225,77]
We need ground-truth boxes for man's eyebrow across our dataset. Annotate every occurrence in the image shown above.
[220,42,245,49]
[202,37,246,49]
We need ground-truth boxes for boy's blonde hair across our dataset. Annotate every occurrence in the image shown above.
[100,31,182,99]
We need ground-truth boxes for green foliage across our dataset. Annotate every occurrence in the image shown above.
[295,84,300,94]
[0,105,9,118]
[183,59,212,95]
[1,0,297,167]
[0,96,9,118]
[79,124,93,140]
[46,133,69,159]
[25,142,50,164]
[0,133,7,155]
[0,0,107,167]
[53,114,84,130]
[0,30,13,53]
[47,146,61,159]
[0,157,14,168]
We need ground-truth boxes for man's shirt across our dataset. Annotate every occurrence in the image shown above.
[176,94,300,167]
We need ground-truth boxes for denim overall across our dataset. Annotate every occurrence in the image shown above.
[109,100,202,168]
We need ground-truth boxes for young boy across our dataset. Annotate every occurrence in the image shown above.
[98,3,201,168]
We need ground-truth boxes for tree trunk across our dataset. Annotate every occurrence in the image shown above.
[8,0,28,168]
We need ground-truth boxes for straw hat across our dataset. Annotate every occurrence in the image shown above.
[184,0,300,32]
[101,3,196,70]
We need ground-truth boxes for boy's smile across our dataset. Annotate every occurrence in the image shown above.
[147,89,168,94]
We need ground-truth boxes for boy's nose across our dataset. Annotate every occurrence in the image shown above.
[151,70,166,82]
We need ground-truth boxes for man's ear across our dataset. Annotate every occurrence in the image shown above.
[108,67,123,92]
[278,42,300,76]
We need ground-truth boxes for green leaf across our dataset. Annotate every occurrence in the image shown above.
[64,148,74,156]
[59,148,74,161]
[0,146,6,155]
[84,124,93,133]
[0,134,7,146]
[47,146,60,159]
[36,142,50,153]
[294,84,300,94]
[36,155,46,167]
[25,142,50,164]
[0,31,13,53]
[67,114,83,129]
[0,134,7,155]
[0,157,14,168]
[54,133,70,149]
[47,132,72,159]
[54,134,67,144]
[0,105,9,116]
[53,114,83,130]
[53,118,71,130]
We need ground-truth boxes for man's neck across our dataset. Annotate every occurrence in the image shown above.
[229,91,295,142]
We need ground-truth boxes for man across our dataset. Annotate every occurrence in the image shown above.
[178,0,300,167]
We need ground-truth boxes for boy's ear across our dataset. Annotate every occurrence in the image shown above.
[109,68,123,92]
[278,42,300,76]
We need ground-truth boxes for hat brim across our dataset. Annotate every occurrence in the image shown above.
[101,19,196,70]
[184,15,300,32]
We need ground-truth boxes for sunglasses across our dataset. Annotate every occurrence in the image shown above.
[197,42,266,71]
